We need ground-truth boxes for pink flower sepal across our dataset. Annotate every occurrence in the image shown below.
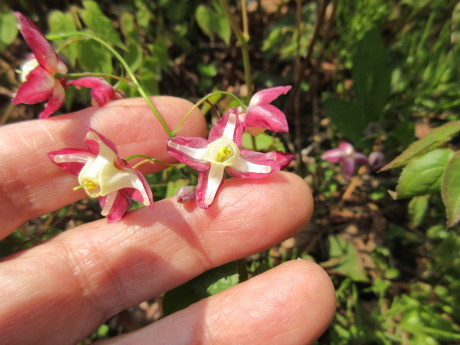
[167,109,294,208]
[321,141,369,180]
[67,77,124,107]
[12,12,68,119]
[240,85,291,135]
[48,128,153,222]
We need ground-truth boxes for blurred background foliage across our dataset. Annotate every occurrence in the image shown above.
[0,0,460,344]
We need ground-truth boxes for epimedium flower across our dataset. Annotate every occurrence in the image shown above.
[167,108,294,208]
[12,13,122,118]
[48,128,153,222]
[239,85,292,135]
[67,77,124,107]
[12,12,68,119]
[321,141,369,180]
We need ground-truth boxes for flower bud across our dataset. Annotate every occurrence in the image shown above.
[177,186,196,203]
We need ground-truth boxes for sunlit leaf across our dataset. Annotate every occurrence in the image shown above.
[396,148,454,199]
[80,0,124,48]
[165,179,188,199]
[77,38,112,74]
[441,151,460,227]
[0,12,18,50]
[119,12,139,43]
[124,44,142,73]
[381,121,460,171]
[48,10,78,65]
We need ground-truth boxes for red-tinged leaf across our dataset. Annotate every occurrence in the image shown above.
[381,121,460,171]
[441,151,460,227]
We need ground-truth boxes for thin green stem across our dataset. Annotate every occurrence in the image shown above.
[172,91,246,136]
[47,32,172,137]
[251,134,258,151]
[125,154,183,167]
[219,0,253,98]
[241,44,253,99]
[55,72,129,82]
[241,0,249,36]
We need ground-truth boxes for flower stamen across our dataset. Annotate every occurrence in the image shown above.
[73,178,98,191]
[216,145,232,162]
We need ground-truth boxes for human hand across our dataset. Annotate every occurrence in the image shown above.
[0,97,335,345]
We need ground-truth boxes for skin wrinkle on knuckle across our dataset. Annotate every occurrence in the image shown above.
[56,238,129,321]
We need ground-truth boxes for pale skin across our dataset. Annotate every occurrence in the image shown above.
[0,97,336,345]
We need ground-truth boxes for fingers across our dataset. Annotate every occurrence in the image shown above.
[98,260,336,345]
[0,172,313,345]
[0,96,206,236]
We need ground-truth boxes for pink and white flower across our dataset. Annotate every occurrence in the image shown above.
[12,12,68,119]
[321,141,369,180]
[67,77,124,107]
[240,85,291,135]
[167,109,294,208]
[48,128,153,222]
[12,13,121,118]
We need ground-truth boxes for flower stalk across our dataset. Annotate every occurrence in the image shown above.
[218,0,253,99]
[47,32,173,137]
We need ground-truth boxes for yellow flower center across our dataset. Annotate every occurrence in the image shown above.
[73,178,99,192]
[216,145,232,162]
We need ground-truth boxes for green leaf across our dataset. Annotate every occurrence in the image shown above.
[197,63,217,77]
[138,56,160,96]
[150,38,170,72]
[0,12,18,50]
[381,121,460,170]
[441,151,460,227]
[48,10,78,65]
[213,0,231,44]
[322,236,368,282]
[352,29,390,122]
[195,5,214,38]
[80,0,124,48]
[165,179,188,199]
[119,12,139,44]
[396,148,454,199]
[124,44,143,73]
[77,38,112,74]
[408,195,430,229]
[324,98,366,145]
[162,261,241,316]
[242,132,285,151]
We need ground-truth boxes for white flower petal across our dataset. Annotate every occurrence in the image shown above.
[53,153,92,164]
[167,141,207,160]
[232,155,271,173]
[101,191,117,216]
[222,113,237,140]
[204,164,226,206]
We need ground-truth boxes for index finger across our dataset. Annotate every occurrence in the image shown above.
[0,96,206,236]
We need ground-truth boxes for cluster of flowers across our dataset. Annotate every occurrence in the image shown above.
[12,12,380,223]
[12,13,294,222]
